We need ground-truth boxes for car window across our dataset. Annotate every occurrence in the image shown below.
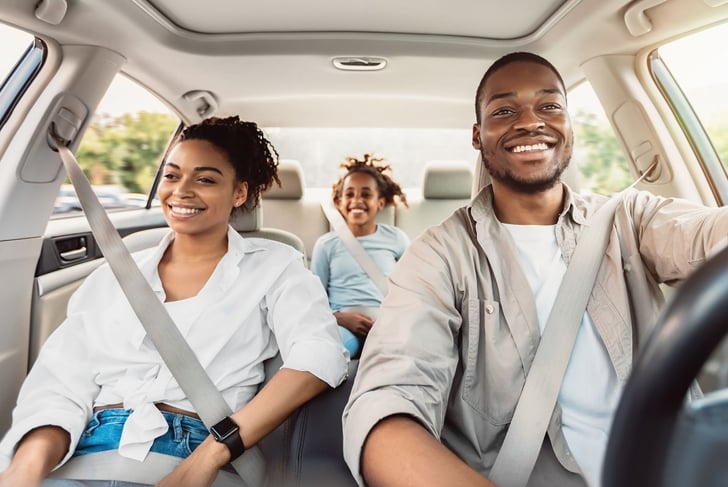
[264,88,633,195]
[569,81,632,196]
[653,22,728,202]
[263,127,476,190]
[51,75,179,218]
[0,22,39,129]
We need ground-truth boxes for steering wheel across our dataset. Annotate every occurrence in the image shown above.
[602,245,728,487]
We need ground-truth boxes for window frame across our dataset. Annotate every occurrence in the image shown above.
[0,37,46,131]
[649,49,728,205]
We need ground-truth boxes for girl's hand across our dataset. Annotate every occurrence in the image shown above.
[335,311,374,337]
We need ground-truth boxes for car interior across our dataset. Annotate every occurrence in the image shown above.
[1,0,727,485]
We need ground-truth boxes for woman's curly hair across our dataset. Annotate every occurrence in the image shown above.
[174,116,280,212]
[331,154,408,208]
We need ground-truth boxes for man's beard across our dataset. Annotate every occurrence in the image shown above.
[480,147,571,194]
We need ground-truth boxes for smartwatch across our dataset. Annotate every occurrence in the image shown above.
[209,416,246,461]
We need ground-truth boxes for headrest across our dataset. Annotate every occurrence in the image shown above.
[423,161,474,199]
[473,152,492,193]
[263,159,304,200]
[230,201,262,232]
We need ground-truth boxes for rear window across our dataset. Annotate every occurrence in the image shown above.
[264,127,476,189]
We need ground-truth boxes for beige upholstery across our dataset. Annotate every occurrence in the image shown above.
[123,203,306,258]
[262,160,327,262]
[267,158,305,200]
[395,160,474,240]
[422,160,474,199]
[472,152,492,195]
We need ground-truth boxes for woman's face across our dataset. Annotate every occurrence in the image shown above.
[157,139,247,238]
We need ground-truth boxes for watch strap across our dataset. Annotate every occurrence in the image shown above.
[211,416,246,461]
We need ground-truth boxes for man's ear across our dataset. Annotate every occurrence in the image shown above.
[472,123,482,150]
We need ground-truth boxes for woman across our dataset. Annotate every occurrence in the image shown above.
[0,116,348,487]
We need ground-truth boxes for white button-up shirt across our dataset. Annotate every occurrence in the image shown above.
[0,226,348,467]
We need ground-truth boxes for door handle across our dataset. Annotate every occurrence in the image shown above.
[59,246,87,262]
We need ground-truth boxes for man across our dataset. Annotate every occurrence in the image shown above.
[342,51,728,487]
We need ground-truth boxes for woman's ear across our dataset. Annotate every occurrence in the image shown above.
[377,196,386,211]
[234,181,248,208]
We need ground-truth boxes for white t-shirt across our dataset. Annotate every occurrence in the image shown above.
[503,223,622,487]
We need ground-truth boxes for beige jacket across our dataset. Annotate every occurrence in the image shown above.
[342,184,728,486]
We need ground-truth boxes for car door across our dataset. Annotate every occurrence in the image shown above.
[0,27,178,436]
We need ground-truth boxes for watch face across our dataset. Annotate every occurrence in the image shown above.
[211,416,239,440]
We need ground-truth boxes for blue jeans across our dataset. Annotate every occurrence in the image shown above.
[338,326,362,358]
[74,409,208,459]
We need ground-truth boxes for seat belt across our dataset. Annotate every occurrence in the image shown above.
[489,194,620,487]
[321,201,388,296]
[51,130,264,486]
[489,164,658,487]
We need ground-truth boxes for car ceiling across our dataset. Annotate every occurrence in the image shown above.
[0,0,726,128]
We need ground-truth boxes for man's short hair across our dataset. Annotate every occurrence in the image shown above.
[474,52,567,123]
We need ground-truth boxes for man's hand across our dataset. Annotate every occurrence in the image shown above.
[335,311,374,337]
[155,436,227,487]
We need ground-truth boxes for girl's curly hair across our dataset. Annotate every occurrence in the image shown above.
[331,154,408,208]
[174,116,280,213]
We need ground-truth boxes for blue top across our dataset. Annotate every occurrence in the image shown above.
[310,224,410,310]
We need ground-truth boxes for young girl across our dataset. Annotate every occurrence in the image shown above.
[310,154,409,358]
[0,116,348,487]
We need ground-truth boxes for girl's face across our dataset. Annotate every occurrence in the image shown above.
[158,139,247,238]
[337,171,385,229]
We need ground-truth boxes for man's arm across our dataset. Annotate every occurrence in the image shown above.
[343,212,481,486]
[627,190,728,283]
[362,415,496,487]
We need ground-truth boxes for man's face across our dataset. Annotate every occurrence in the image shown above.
[472,61,573,194]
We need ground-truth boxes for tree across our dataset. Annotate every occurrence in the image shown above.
[572,110,633,195]
[75,111,178,193]
[704,116,728,173]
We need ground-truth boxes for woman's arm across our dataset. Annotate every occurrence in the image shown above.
[362,416,496,487]
[0,426,70,487]
[156,368,329,487]
[232,367,328,447]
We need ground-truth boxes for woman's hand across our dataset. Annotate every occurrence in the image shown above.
[157,369,330,487]
[0,467,43,487]
[155,436,227,487]
[0,425,69,487]
[335,311,374,337]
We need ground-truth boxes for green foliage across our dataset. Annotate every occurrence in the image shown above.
[75,112,178,193]
[703,116,728,172]
[572,110,633,195]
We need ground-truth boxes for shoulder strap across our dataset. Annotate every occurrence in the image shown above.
[321,201,389,296]
[489,194,622,487]
[54,135,263,486]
